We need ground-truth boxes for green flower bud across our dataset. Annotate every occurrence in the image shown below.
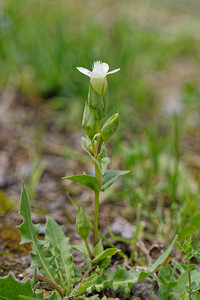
[82,101,96,139]
[100,112,119,141]
[90,76,107,96]
[76,207,91,240]
[88,83,109,120]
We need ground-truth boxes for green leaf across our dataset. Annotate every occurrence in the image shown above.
[101,170,130,191]
[95,156,110,175]
[147,235,178,273]
[91,248,118,264]
[173,258,188,271]
[177,270,200,291]
[138,235,178,281]
[72,244,92,268]
[62,174,100,192]
[19,292,56,300]
[93,239,104,257]
[0,273,33,300]
[70,274,99,296]
[87,266,140,294]
[45,216,75,294]
[76,207,91,240]
[17,182,60,285]
[73,244,90,258]
[81,137,92,156]
[19,297,43,300]
[81,137,110,175]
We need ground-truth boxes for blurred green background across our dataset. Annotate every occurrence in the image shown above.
[1,0,200,241]
[1,0,200,123]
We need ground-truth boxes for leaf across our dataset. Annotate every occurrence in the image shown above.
[19,297,43,300]
[87,266,140,294]
[76,207,91,240]
[93,239,103,257]
[72,244,92,268]
[88,236,178,294]
[147,235,178,273]
[70,274,99,296]
[17,182,60,285]
[62,174,100,192]
[177,270,200,291]
[45,216,75,294]
[73,244,90,258]
[81,137,92,156]
[81,137,110,175]
[91,248,118,264]
[101,170,130,191]
[94,156,110,175]
[19,292,56,300]
[0,273,33,300]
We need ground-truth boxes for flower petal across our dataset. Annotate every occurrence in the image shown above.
[92,61,109,78]
[107,68,120,75]
[76,67,92,77]
[101,63,109,74]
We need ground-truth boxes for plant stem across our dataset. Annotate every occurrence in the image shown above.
[188,269,192,300]
[22,274,65,297]
[93,120,102,247]
[130,203,142,263]
[93,189,100,247]
[96,120,101,136]
[76,265,96,284]
[84,238,93,259]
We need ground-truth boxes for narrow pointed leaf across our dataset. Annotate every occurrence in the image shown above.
[91,248,118,264]
[101,170,130,191]
[62,174,100,191]
[17,182,60,285]
[70,274,99,296]
[138,234,178,280]
[148,234,178,273]
[45,216,75,294]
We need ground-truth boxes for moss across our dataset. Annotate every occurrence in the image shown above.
[0,191,14,215]
[0,225,31,253]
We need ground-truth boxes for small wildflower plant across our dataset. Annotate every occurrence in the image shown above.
[0,62,178,300]
[65,61,129,250]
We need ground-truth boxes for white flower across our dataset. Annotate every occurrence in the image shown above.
[77,61,120,96]
[77,61,120,79]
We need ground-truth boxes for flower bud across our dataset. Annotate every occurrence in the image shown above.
[90,76,107,97]
[76,207,91,240]
[88,83,109,120]
[82,101,96,139]
[100,112,119,141]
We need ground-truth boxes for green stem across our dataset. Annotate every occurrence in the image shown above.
[130,203,142,263]
[96,120,101,134]
[93,189,100,247]
[84,238,93,259]
[22,274,64,297]
[93,120,102,247]
[188,269,192,300]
